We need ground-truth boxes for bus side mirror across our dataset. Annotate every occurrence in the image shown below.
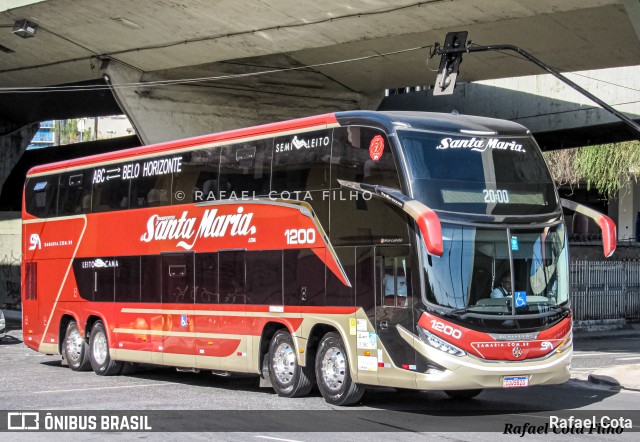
[560,198,616,258]
[338,179,443,257]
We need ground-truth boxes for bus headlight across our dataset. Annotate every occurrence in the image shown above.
[555,331,572,354]
[417,325,466,357]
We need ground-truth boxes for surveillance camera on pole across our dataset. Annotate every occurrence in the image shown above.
[433,31,467,96]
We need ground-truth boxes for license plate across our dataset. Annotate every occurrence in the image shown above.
[503,376,529,388]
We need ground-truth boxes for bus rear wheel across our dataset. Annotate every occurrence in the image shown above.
[89,321,123,376]
[315,332,364,406]
[444,389,483,399]
[268,329,313,398]
[64,320,91,371]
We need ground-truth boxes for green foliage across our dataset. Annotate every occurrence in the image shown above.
[58,119,92,145]
[573,142,640,199]
[543,141,640,199]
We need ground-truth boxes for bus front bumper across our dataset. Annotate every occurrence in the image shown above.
[400,326,572,390]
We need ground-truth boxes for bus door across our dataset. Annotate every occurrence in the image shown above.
[161,252,196,368]
[374,246,416,373]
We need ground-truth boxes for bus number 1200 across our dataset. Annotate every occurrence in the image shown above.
[285,229,316,245]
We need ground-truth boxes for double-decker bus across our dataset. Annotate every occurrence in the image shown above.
[22,111,615,405]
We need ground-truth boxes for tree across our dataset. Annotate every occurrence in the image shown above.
[543,141,640,199]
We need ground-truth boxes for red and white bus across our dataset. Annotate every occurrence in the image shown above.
[22,111,615,405]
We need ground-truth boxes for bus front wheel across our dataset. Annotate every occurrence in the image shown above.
[89,321,123,376]
[64,320,91,371]
[315,332,364,406]
[268,329,314,398]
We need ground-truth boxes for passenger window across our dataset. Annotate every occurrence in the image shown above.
[172,148,220,205]
[141,255,161,303]
[58,171,92,215]
[219,140,272,198]
[246,250,283,305]
[271,129,332,192]
[26,175,59,218]
[92,164,130,212]
[115,256,141,303]
[219,251,245,304]
[331,127,400,189]
[162,253,194,304]
[72,257,115,302]
[130,156,180,208]
[195,253,218,304]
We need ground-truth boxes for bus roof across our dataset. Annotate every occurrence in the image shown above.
[27,111,529,177]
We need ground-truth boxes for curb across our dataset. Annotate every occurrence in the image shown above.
[587,374,621,388]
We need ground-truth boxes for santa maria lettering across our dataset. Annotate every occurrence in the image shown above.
[436,137,526,153]
[140,207,257,250]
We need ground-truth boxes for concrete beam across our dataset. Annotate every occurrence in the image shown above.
[621,0,640,42]
[104,56,373,145]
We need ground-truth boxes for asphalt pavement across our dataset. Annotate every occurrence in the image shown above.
[3,309,639,391]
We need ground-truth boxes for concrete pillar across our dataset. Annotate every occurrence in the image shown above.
[616,180,640,242]
[103,59,370,145]
[0,123,38,204]
[0,213,21,310]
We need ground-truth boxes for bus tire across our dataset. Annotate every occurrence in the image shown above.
[444,389,483,399]
[315,332,364,406]
[64,320,91,371]
[89,321,123,376]
[268,329,313,398]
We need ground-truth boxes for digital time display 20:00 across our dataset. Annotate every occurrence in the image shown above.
[441,189,546,205]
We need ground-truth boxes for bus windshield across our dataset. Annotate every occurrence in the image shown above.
[398,131,558,215]
[421,223,569,316]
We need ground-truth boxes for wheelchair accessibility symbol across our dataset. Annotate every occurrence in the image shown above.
[514,291,528,308]
[180,315,188,327]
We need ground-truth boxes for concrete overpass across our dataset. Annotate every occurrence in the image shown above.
[2,0,640,143]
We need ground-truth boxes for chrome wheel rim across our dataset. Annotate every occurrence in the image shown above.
[93,331,108,365]
[272,342,295,385]
[66,328,83,362]
[321,346,346,392]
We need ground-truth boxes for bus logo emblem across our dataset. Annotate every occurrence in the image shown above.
[28,234,41,250]
[369,135,385,161]
[513,346,523,358]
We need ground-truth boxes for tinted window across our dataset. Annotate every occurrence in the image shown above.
[72,258,94,301]
[219,140,272,197]
[130,156,181,208]
[246,250,282,305]
[115,256,140,303]
[326,247,355,306]
[355,247,375,314]
[94,259,115,302]
[141,255,161,303]
[219,251,245,304]
[272,129,332,192]
[26,175,58,218]
[162,253,194,304]
[172,149,220,205]
[332,127,400,189]
[399,132,557,215]
[195,253,218,304]
[92,165,130,212]
[58,171,92,215]
[283,249,326,306]
[329,196,409,246]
